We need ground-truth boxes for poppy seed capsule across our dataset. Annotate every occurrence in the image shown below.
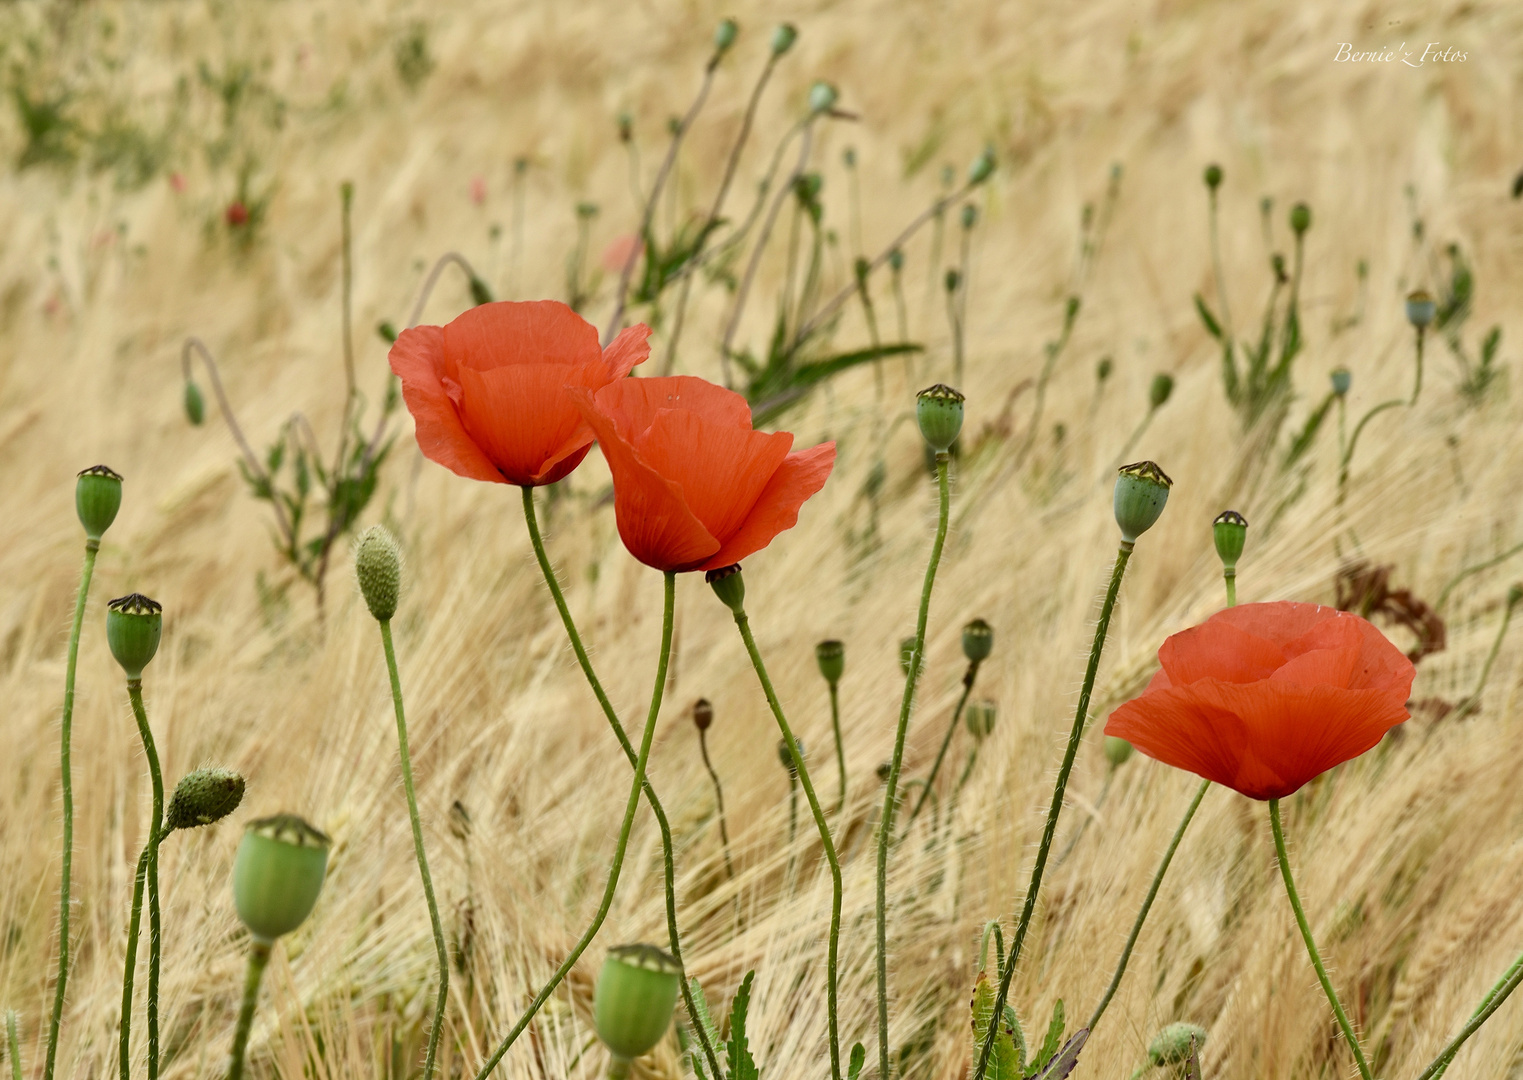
[692,698,713,732]
[76,464,123,543]
[1203,163,1223,190]
[899,636,918,677]
[1289,202,1311,235]
[875,761,892,783]
[232,814,331,943]
[965,699,996,739]
[815,639,844,685]
[593,944,682,1061]
[944,268,960,293]
[770,23,797,55]
[916,383,965,453]
[706,564,746,615]
[968,145,995,186]
[166,767,245,832]
[1406,290,1436,329]
[1096,357,1113,383]
[1213,511,1248,572]
[1330,368,1351,396]
[183,380,205,425]
[808,81,838,114]
[106,594,162,680]
[962,619,993,663]
[354,526,402,622]
[960,204,978,230]
[1148,1022,1208,1066]
[713,18,738,54]
[1507,583,1523,609]
[778,736,803,777]
[1103,735,1134,768]
[888,248,904,272]
[1149,373,1175,410]
[1113,461,1173,545]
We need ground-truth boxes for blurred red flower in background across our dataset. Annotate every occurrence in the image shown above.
[225,201,249,226]
[1105,602,1414,800]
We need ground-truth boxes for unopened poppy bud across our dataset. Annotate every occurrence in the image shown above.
[962,619,993,663]
[1212,511,1248,573]
[166,767,245,832]
[183,380,205,425]
[1271,253,1287,283]
[770,23,797,55]
[888,248,904,272]
[692,698,713,732]
[944,268,960,293]
[617,112,633,142]
[377,320,398,344]
[916,383,964,453]
[1330,368,1351,396]
[808,81,838,114]
[76,465,123,543]
[1406,289,1435,329]
[354,526,402,622]
[815,640,844,685]
[1148,1022,1208,1066]
[713,18,738,55]
[1509,583,1523,610]
[967,145,995,186]
[468,276,494,307]
[1203,163,1223,190]
[898,636,917,677]
[1289,202,1311,236]
[1096,357,1113,383]
[965,699,996,739]
[1103,735,1133,768]
[107,594,162,681]
[706,564,746,614]
[594,944,681,1060]
[854,255,870,287]
[232,814,330,943]
[876,761,892,783]
[960,204,978,230]
[1149,373,1174,410]
[778,736,803,777]
[1114,461,1172,545]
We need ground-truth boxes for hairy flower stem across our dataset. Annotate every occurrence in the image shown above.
[225,939,271,1080]
[376,621,449,1080]
[473,569,676,1080]
[697,727,734,878]
[974,543,1133,1080]
[46,542,98,1080]
[1087,779,1211,1035]
[1269,799,1374,1080]
[1419,948,1523,1080]
[829,681,847,815]
[878,453,952,1079]
[904,661,978,832]
[517,489,723,1080]
[119,681,164,1080]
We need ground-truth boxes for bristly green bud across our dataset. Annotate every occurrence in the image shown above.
[965,699,996,740]
[778,736,803,777]
[1096,356,1113,383]
[106,594,162,681]
[898,636,917,677]
[713,18,738,55]
[1104,735,1133,768]
[808,81,838,114]
[1507,583,1523,609]
[944,268,960,293]
[692,698,713,732]
[1330,368,1351,396]
[888,248,904,272]
[377,320,399,344]
[1113,461,1173,545]
[354,525,403,622]
[960,204,978,230]
[876,761,892,783]
[961,619,993,663]
[593,944,682,1061]
[232,814,331,943]
[815,639,844,685]
[76,464,123,544]
[706,564,746,615]
[968,145,995,186]
[916,383,965,453]
[1149,373,1174,410]
[166,767,245,832]
[183,380,205,425]
[1212,510,1248,573]
[1148,1022,1208,1066]
[1203,163,1223,190]
[770,23,797,56]
[1406,289,1436,329]
[1289,202,1311,235]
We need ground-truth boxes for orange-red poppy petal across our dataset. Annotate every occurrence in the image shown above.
[594,376,755,444]
[454,363,595,486]
[698,441,837,571]
[389,325,503,484]
[443,299,601,372]
[601,324,654,381]
[634,408,793,542]
[1158,620,1286,686]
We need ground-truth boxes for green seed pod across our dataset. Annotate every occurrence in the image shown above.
[1289,202,1311,236]
[843,146,856,169]
[965,699,996,739]
[916,383,965,453]
[1330,368,1351,396]
[593,944,682,1060]
[1508,583,1523,609]
[106,594,162,681]
[1148,1022,1208,1067]
[1271,253,1287,284]
[875,761,892,783]
[944,267,960,293]
[76,465,123,543]
[692,698,713,732]
[468,276,494,307]
[808,81,838,114]
[183,380,206,426]
[1212,510,1248,573]
[854,255,870,287]
[166,767,246,832]
[616,112,633,143]
[1203,163,1223,191]
[1149,373,1175,410]
[1405,289,1436,329]
[960,204,978,230]
[888,248,904,272]
[354,525,403,622]
[815,639,844,685]
[1113,461,1172,545]
[706,564,746,615]
[713,18,738,55]
[232,814,331,943]
[770,23,797,56]
[377,320,399,344]
[1103,735,1134,768]
[961,619,993,663]
[967,145,995,186]
[898,636,917,677]
[1096,356,1113,383]
[777,736,803,777]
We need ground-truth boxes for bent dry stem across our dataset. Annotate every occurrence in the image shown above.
[120,681,165,1080]
[878,452,952,1079]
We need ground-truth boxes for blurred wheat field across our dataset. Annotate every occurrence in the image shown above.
[2,0,1523,1078]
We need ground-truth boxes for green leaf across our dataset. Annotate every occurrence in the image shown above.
[1183,1033,1201,1080]
[686,978,722,1080]
[1027,1030,1088,1080]
[727,971,757,1080]
[970,973,1023,1080]
[1193,293,1223,341]
[1028,999,1063,1078]
[847,1042,866,1080]
[1282,391,1334,469]
[1482,324,1502,365]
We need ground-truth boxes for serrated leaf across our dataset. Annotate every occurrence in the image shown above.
[1194,293,1223,341]
[970,973,1022,1080]
[687,978,723,1070]
[727,971,757,1080]
[1034,999,1064,1073]
[848,1042,866,1080]
[1184,1034,1201,1080]
[1027,1029,1087,1080]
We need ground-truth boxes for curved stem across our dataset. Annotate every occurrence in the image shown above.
[1438,540,1523,612]
[472,571,675,1080]
[378,621,449,1080]
[905,663,977,831]
[1269,799,1373,1080]
[878,453,952,1079]
[1457,597,1517,716]
[1087,779,1210,1035]
[697,728,734,879]
[6,1010,20,1080]
[120,682,164,1080]
[1418,948,1523,1080]
[974,543,1133,1080]
[407,253,486,330]
[1338,397,1405,497]
[225,940,271,1080]
[829,682,846,815]
[45,542,97,1080]
[733,610,842,1080]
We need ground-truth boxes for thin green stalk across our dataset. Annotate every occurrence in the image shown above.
[1438,540,1523,612]
[1412,326,1426,406]
[1208,188,1234,342]
[697,728,734,879]
[904,664,977,831]
[829,682,846,815]
[7,1009,22,1080]
[974,543,1133,1080]
[518,490,722,1080]
[377,621,449,1080]
[1224,571,1237,608]
[1456,594,1518,717]
[225,939,271,1080]
[1087,779,1211,1035]
[1269,799,1373,1080]
[46,542,97,1080]
[1419,949,1523,1080]
[1338,397,1405,500]
[472,570,675,1080]
[733,610,843,1080]
[120,681,164,1080]
[953,744,980,800]
[788,778,799,844]
[878,453,952,1080]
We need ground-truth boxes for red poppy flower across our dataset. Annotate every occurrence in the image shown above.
[389,300,650,487]
[572,376,835,572]
[1104,602,1415,800]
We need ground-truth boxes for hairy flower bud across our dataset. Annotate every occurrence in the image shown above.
[183,381,206,426]
[808,81,838,115]
[1289,202,1311,235]
[232,814,330,943]
[166,767,245,832]
[1103,735,1134,768]
[965,699,996,739]
[354,526,403,622]
[916,383,965,453]
[815,639,844,685]
[1330,368,1351,396]
[1203,163,1223,190]
[1212,510,1248,573]
[962,619,993,663]
[76,465,123,544]
[1113,461,1173,545]
[594,944,682,1061]
[778,736,803,777]
[107,594,162,681]
[706,564,746,614]
[770,23,797,56]
[1149,373,1174,410]
[1405,289,1436,329]
[1149,1022,1208,1066]
[692,698,713,732]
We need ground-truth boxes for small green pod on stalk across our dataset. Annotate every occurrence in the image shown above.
[1203,163,1223,190]
[961,619,993,663]
[815,639,845,685]
[354,526,403,621]
[770,23,797,56]
[106,594,162,681]
[965,699,996,739]
[916,383,965,453]
[713,18,738,55]
[593,944,682,1061]
[1113,461,1172,545]
[1330,368,1351,396]
[1212,511,1248,574]
[166,768,245,832]
[232,815,331,943]
[76,465,124,543]
[1103,735,1133,768]
[1149,373,1174,410]
[184,381,206,426]
[1405,289,1436,329]
[706,564,746,614]
[692,698,713,732]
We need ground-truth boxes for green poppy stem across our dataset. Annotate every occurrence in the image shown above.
[1412,325,1425,406]
[1224,572,1237,608]
[376,620,449,1080]
[1269,799,1373,1080]
[904,662,977,832]
[829,681,847,815]
[472,568,676,1080]
[974,542,1132,1080]
[45,542,97,1080]
[7,1009,22,1080]
[697,727,734,879]
[1417,947,1523,1080]
[225,939,271,1080]
[878,451,952,1080]
[119,681,164,1080]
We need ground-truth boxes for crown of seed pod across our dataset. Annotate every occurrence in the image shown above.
[916,384,965,453]
[808,81,838,114]
[1104,735,1134,768]
[183,380,206,425]
[1405,289,1436,329]
[1330,368,1351,396]
[594,944,682,1061]
[777,736,804,777]
[166,767,245,832]
[107,594,162,681]
[232,814,331,943]
[1149,373,1175,411]
[1113,461,1172,544]
[1149,1022,1208,1066]
[965,699,996,739]
[706,564,746,615]
[354,525,403,622]
[692,698,714,732]
[1212,511,1248,573]
[76,465,123,543]
[1203,163,1223,190]
[962,619,993,664]
[898,636,918,677]
[770,23,797,55]
[815,640,844,685]
[1289,202,1311,236]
